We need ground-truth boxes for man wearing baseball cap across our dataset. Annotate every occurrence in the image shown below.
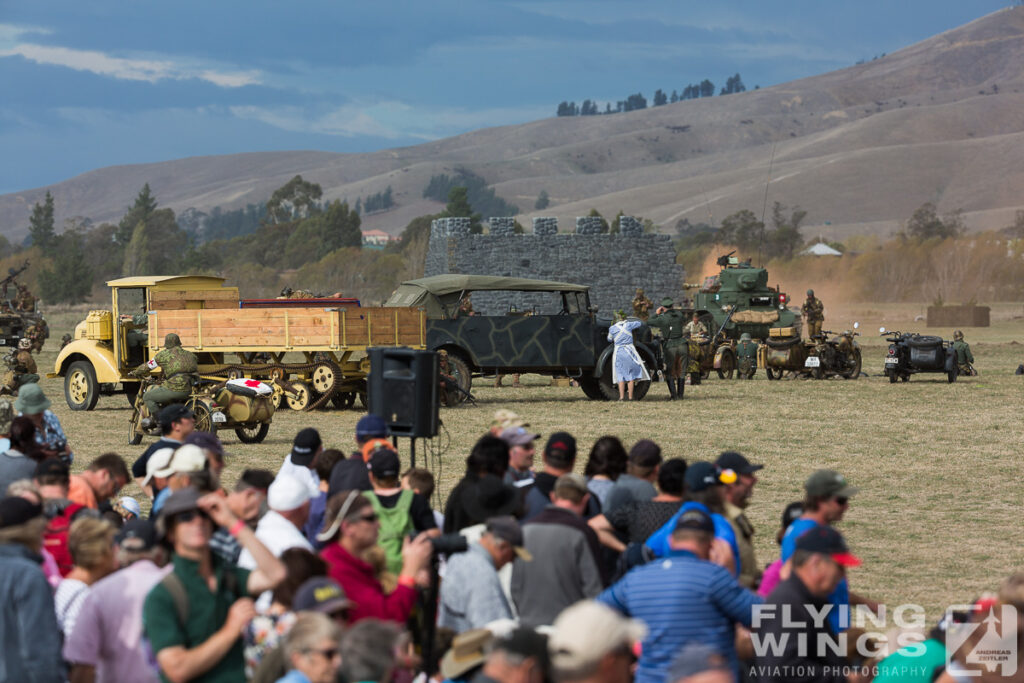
[65,519,169,683]
[715,451,764,589]
[238,475,313,570]
[275,428,323,502]
[751,526,862,683]
[439,516,531,633]
[604,439,662,517]
[499,425,540,486]
[599,509,760,682]
[363,448,437,574]
[779,469,878,634]
[150,445,211,516]
[548,601,646,683]
[523,432,599,521]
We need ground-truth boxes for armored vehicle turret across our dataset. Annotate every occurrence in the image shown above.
[685,252,798,341]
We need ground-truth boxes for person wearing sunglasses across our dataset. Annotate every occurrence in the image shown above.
[778,470,880,634]
[279,612,343,683]
[143,488,287,683]
[317,490,433,625]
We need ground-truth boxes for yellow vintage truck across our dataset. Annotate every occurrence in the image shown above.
[51,275,426,411]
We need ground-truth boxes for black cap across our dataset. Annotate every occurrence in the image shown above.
[794,525,862,567]
[115,518,158,551]
[781,502,804,530]
[494,628,550,670]
[184,431,225,457]
[292,576,354,613]
[0,496,43,529]
[674,508,715,534]
[34,457,69,480]
[629,439,663,468]
[291,428,322,467]
[368,449,400,480]
[544,431,577,467]
[158,404,194,429]
[239,469,275,491]
[684,462,723,492]
[715,451,763,476]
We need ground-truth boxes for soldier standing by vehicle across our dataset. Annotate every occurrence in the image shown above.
[14,283,35,312]
[683,313,707,387]
[129,333,199,425]
[736,333,758,379]
[684,312,708,339]
[801,289,824,338]
[648,298,688,400]
[632,288,653,321]
[952,330,976,376]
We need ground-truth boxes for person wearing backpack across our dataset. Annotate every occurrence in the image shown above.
[362,449,437,575]
[143,488,287,683]
[34,457,96,577]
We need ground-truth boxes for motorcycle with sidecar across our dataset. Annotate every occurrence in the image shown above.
[879,328,958,383]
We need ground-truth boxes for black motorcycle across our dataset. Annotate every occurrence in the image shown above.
[879,328,957,383]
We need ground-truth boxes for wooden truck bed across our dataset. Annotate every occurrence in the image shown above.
[147,306,425,351]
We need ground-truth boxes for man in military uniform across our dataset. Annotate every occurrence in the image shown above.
[682,312,707,386]
[458,293,474,317]
[951,330,976,376]
[2,338,40,393]
[23,320,48,353]
[14,283,35,312]
[648,298,689,400]
[129,333,199,424]
[736,333,758,379]
[631,288,653,321]
[122,305,149,351]
[684,312,708,339]
[801,289,824,338]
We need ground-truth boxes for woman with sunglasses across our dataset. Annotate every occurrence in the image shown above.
[317,490,433,625]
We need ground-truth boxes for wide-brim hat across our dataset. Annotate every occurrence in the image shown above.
[14,383,50,414]
[463,474,519,523]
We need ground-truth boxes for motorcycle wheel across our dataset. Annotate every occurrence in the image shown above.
[886,369,897,384]
[236,422,270,444]
[191,401,214,433]
[812,366,824,380]
[841,351,862,379]
[128,410,143,445]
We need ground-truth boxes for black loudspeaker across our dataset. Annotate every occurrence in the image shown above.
[367,347,439,438]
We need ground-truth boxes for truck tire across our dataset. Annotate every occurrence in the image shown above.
[598,363,650,401]
[65,361,100,411]
[578,376,605,400]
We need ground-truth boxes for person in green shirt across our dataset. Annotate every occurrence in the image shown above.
[648,298,689,400]
[736,333,759,379]
[951,330,976,376]
[144,488,286,683]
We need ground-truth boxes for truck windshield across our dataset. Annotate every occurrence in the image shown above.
[117,288,146,316]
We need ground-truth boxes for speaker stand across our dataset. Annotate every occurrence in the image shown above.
[392,435,417,468]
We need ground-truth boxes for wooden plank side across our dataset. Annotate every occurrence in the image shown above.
[151,289,240,302]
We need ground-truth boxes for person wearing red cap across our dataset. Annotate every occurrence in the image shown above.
[750,525,864,683]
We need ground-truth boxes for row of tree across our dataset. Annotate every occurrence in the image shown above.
[422,168,518,219]
[556,74,749,117]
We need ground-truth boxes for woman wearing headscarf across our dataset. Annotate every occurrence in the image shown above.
[606,315,650,400]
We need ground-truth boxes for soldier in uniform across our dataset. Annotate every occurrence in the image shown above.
[2,338,40,393]
[122,305,149,351]
[683,312,706,386]
[631,288,653,321]
[458,293,475,317]
[23,321,48,353]
[129,332,199,424]
[951,330,976,375]
[14,283,35,312]
[648,297,689,400]
[736,333,758,379]
[59,333,73,350]
[801,289,824,338]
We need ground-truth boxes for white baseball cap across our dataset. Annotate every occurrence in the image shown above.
[142,448,176,487]
[549,601,647,673]
[268,475,313,512]
[153,445,208,479]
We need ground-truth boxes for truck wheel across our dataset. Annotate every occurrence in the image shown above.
[236,423,270,444]
[597,364,650,401]
[65,361,99,411]
[632,379,651,400]
[578,376,605,400]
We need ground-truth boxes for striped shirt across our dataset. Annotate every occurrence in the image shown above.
[598,549,761,683]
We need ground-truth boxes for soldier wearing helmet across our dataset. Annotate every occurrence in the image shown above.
[7,337,40,389]
[951,330,976,376]
[801,288,824,338]
[736,332,759,379]
[129,332,199,422]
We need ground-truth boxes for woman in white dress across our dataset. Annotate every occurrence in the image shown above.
[607,315,650,400]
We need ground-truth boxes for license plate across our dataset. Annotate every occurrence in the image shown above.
[0,340,5,345]
[212,411,227,423]
[884,357,898,365]
[804,357,820,368]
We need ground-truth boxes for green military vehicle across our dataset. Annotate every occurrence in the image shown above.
[384,275,662,401]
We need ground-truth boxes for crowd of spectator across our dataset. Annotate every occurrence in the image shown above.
[1,392,1021,683]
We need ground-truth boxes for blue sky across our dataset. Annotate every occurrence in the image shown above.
[0,0,1011,193]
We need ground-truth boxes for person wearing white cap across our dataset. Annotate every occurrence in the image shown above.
[238,475,313,570]
[150,445,210,517]
[142,448,175,513]
[548,601,647,683]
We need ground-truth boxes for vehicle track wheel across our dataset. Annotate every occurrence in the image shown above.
[270,383,284,409]
[312,363,338,395]
[268,367,287,383]
[65,361,99,411]
[331,391,356,409]
[236,423,270,443]
[226,368,244,380]
[287,382,312,411]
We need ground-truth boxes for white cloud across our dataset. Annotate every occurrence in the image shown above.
[230,100,551,140]
[0,42,260,88]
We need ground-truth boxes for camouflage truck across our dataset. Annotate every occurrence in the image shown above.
[384,275,662,401]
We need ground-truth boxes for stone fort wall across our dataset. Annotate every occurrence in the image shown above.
[425,216,686,316]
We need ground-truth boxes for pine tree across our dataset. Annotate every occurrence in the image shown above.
[28,191,56,254]
[38,232,94,303]
[116,184,158,246]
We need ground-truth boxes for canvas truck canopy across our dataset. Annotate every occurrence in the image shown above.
[385,275,589,318]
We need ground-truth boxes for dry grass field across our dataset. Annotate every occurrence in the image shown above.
[37,302,1024,621]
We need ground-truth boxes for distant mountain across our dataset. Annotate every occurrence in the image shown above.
[3,7,1024,242]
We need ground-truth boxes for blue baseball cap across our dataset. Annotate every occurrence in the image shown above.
[355,414,388,439]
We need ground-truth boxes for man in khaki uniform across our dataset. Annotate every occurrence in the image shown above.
[715,451,764,590]
[801,289,824,338]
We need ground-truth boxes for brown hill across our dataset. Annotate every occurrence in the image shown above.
[3,7,1024,242]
